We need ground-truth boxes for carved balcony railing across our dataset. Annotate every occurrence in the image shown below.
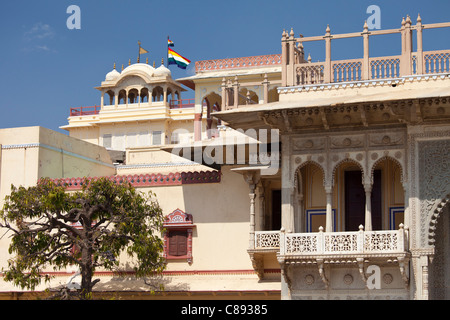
[250,226,409,281]
[278,224,408,258]
[254,224,409,256]
[282,16,450,87]
[255,230,280,250]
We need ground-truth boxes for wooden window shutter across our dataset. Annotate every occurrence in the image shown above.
[169,230,187,256]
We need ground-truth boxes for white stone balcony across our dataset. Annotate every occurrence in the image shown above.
[250,225,410,285]
[278,224,408,258]
[254,224,408,256]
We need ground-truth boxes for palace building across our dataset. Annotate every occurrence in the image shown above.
[1,15,450,300]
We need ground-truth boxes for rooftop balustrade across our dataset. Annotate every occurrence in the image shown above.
[69,106,101,116]
[195,54,282,72]
[281,15,450,87]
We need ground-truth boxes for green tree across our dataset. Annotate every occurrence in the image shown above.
[0,177,166,299]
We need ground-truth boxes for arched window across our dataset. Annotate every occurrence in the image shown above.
[163,209,195,264]
[128,88,139,104]
[140,87,149,103]
[118,89,126,105]
[105,90,115,106]
[152,86,164,102]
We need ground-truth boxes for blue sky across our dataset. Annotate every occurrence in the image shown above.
[1,0,450,133]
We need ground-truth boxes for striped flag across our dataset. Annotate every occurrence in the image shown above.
[168,38,174,47]
[168,48,191,69]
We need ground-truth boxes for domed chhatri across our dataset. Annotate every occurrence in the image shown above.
[105,63,120,81]
[155,64,171,77]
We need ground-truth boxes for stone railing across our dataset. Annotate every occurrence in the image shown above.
[255,224,409,255]
[195,54,282,72]
[255,230,280,249]
[282,16,450,87]
[279,224,408,256]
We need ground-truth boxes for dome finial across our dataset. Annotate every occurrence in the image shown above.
[113,62,116,70]
[161,57,164,65]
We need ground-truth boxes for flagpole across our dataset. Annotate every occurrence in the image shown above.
[166,36,169,67]
[138,41,141,63]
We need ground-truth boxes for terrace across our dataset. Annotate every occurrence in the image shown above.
[69,99,197,117]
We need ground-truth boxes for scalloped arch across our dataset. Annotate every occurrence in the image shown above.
[370,155,405,184]
[331,157,365,186]
[427,192,450,246]
[293,160,326,188]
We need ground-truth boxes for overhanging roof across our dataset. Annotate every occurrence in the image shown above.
[213,77,450,130]
[177,66,281,90]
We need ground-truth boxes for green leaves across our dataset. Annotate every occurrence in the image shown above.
[0,177,166,299]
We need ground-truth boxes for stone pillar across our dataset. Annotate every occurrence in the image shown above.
[194,113,202,141]
[221,78,227,110]
[325,186,333,232]
[297,193,304,233]
[163,87,167,105]
[364,184,373,231]
[233,76,239,109]
[416,14,424,75]
[362,21,370,80]
[257,183,265,231]
[324,25,332,83]
[100,92,104,108]
[263,74,269,104]
[243,171,260,250]
[281,30,288,87]
[281,135,294,232]
[287,28,296,86]
[249,190,256,249]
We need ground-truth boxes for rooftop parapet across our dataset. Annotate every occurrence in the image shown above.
[281,15,450,88]
[195,54,282,73]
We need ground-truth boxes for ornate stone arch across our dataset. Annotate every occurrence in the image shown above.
[370,154,405,185]
[331,157,365,187]
[293,160,326,189]
[427,192,450,246]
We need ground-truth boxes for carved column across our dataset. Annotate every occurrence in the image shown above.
[325,186,334,232]
[221,77,227,110]
[249,190,256,249]
[243,171,260,250]
[281,30,288,87]
[281,135,294,232]
[362,21,370,80]
[257,183,265,231]
[100,91,105,108]
[324,25,332,83]
[233,76,239,109]
[263,74,269,104]
[364,183,373,231]
[297,193,304,233]
[194,113,202,141]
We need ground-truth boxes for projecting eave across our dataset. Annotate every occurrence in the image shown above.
[213,75,450,130]
[176,66,282,91]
